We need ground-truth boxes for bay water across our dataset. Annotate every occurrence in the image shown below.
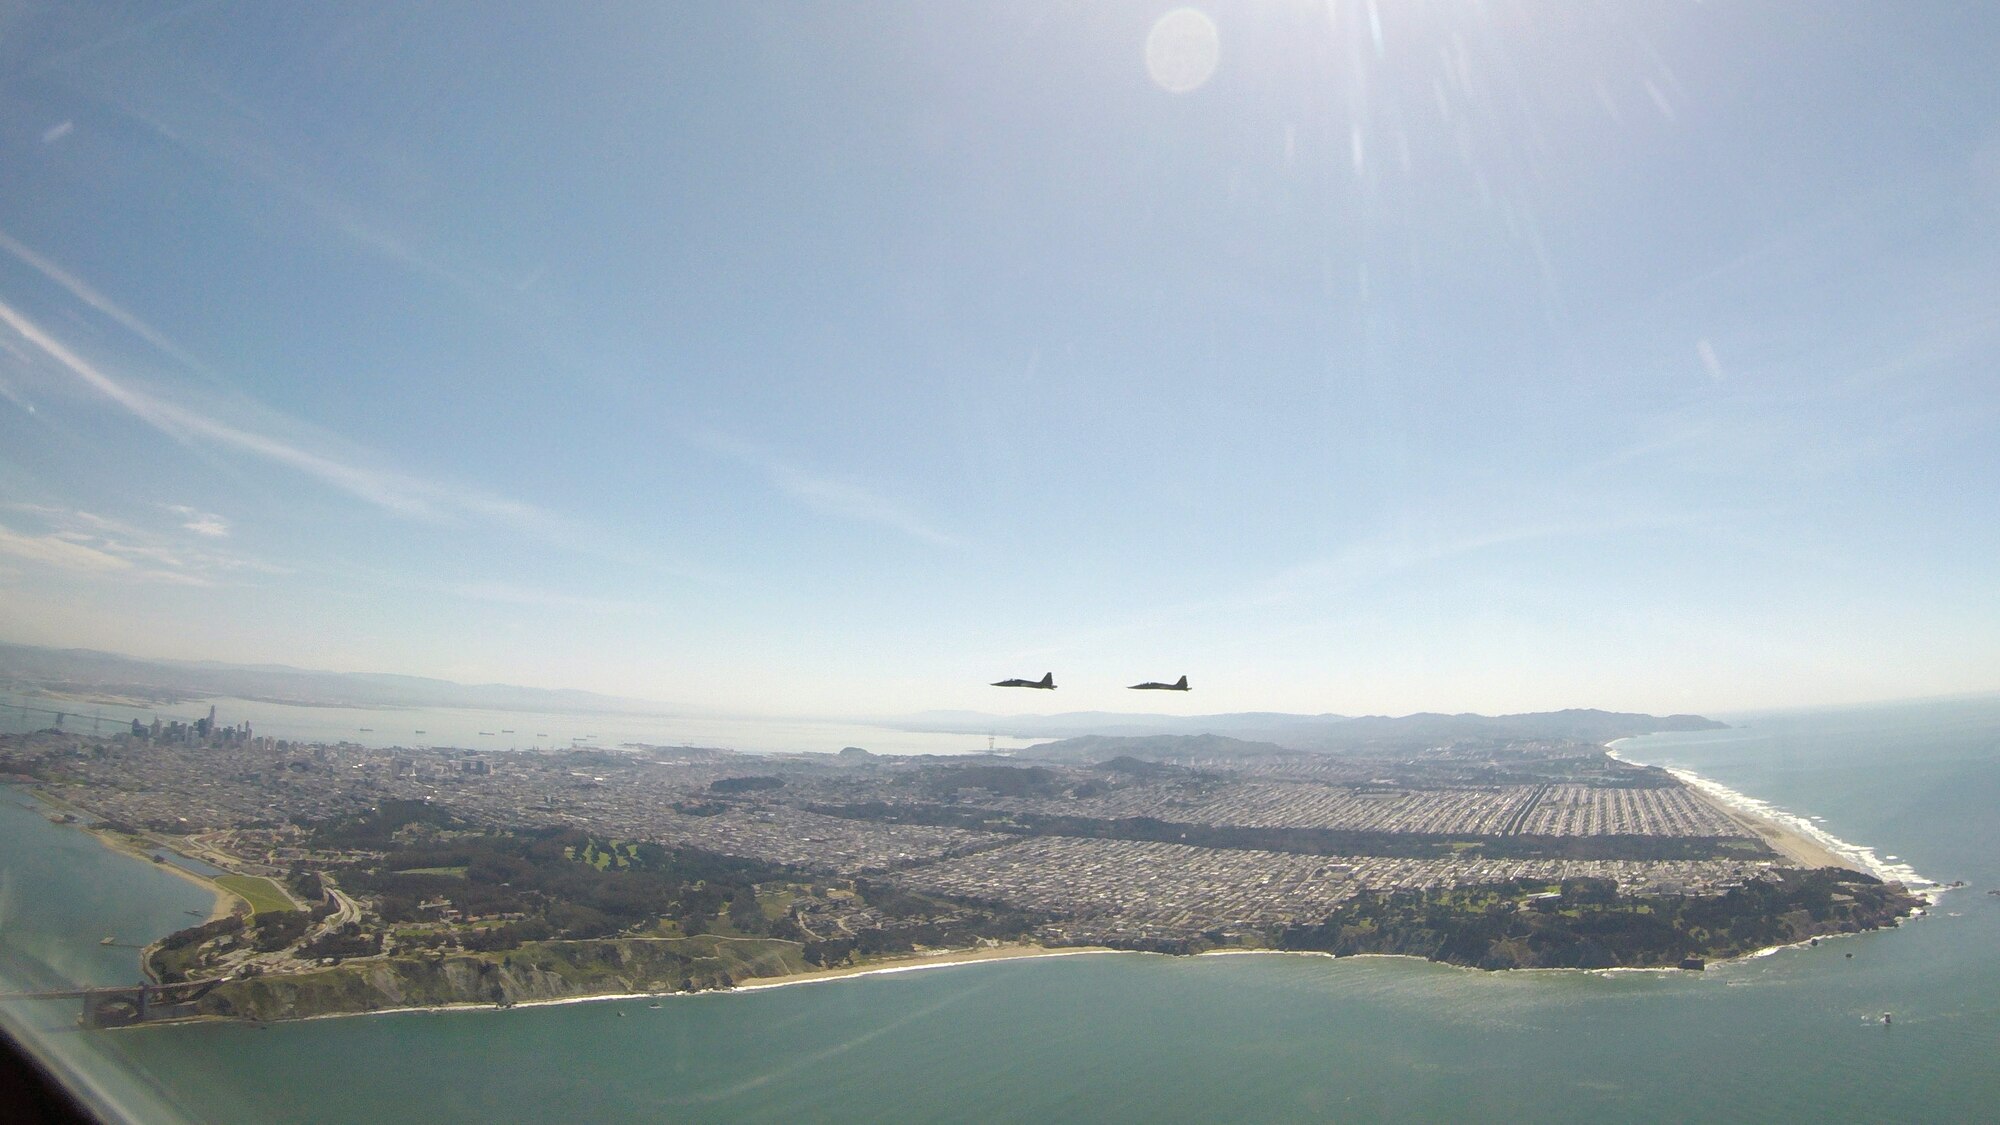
[0,691,1028,757]
[3,697,1997,1122]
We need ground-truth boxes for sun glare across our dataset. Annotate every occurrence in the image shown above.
[1145,7,1220,94]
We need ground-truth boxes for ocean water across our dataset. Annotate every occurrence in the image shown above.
[4,697,1998,1122]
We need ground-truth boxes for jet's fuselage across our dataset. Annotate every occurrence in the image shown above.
[992,673,1056,690]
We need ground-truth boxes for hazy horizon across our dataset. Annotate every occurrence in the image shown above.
[7,637,1994,727]
[3,3,1997,719]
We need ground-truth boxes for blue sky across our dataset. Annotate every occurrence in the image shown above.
[0,1,1996,719]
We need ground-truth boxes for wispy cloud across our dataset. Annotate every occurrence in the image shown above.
[164,504,229,537]
[0,241,718,583]
[0,504,282,587]
[766,465,963,549]
[446,580,650,616]
[0,522,135,574]
[66,63,506,310]
[1013,503,1716,666]
[0,294,562,533]
[703,436,962,549]
[1237,513,1702,611]
[0,228,215,381]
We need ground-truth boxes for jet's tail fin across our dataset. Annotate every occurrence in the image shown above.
[1039,672,1055,688]
[1175,675,1188,689]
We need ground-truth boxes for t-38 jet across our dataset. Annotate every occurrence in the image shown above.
[991,672,1056,690]
[1128,675,1190,691]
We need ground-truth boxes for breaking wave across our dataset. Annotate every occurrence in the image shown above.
[1605,744,1940,898]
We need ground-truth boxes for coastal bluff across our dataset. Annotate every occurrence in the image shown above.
[191,935,809,1023]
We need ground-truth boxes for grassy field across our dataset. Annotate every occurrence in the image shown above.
[757,887,797,920]
[216,874,295,916]
[565,839,638,870]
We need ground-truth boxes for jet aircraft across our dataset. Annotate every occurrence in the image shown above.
[992,672,1056,690]
[1128,675,1190,691]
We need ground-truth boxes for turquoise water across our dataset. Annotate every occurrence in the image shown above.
[0,793,214,991]
[5,698,1999,1122]
[0,790,218,1121]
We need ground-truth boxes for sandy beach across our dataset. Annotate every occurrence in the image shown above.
[1606,749,1853,869]
[1605,744,1938,892]
[25,787,238,922]
[96,833,240,924]
[1700,794,1855,870]
[244,944,1123,1027]
[731,943,1116,993]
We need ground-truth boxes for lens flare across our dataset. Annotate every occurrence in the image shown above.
[1145,8,1219,94]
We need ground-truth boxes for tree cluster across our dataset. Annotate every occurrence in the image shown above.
[1274,868,1919,969]
[299,923,383,961]
[250,910,311,952]
[325,820,795,953]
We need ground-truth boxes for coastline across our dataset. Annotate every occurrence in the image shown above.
[98,833,239,925]
[10,743,1941,1031]
[151,922,1918,1030]
[729,943,1117,994]
[1605,741,1941,896]
[160,895,1923,1030]
[19,786,238,923]
[1681,778,1853,870]
[135,943,1123,1028]
[1201,947,1698,977]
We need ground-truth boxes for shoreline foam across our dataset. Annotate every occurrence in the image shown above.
[730,945,1117,994]
[1605,741,1942,898]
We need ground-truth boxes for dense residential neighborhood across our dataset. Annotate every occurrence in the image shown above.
[3,720,1795,951]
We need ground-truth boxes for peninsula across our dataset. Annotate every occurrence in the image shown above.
[0,710,1926,1024]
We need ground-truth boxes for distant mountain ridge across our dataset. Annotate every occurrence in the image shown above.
[1274,709,1726,753]
[1018,734,1294,764]
[0,641,1730,741]
[899,710,1349,740]
[909,708,1725,755]
[0,643,655,714]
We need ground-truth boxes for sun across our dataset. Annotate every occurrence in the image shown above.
[1145,8,1220,94]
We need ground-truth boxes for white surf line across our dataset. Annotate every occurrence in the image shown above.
[1605,743,1943,899]
[728,948,1118,995]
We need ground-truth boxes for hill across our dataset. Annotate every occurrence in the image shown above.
[0,642,653,714]
[931,709,1724,757]
[1017,733,1295,765]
